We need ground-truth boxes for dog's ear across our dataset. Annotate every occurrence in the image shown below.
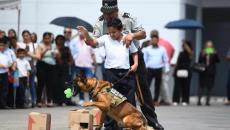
[76,71,87,84]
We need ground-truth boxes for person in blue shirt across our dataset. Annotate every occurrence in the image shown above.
[142,35,169,106]
[0,37,13,109]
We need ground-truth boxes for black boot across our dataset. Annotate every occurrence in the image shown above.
[141,104,164,130]
[197,96,202,106]
[206,95,210,106]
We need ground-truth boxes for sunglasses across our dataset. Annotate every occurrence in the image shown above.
[150,35,159,39]
[64,31,72,34]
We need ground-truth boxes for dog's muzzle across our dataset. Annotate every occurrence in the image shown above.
[65,81,81,96]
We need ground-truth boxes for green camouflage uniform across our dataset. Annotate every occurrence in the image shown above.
[93,11,145,48]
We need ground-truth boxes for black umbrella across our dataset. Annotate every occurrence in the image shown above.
[50,16,93,32]
[165,19,204,29]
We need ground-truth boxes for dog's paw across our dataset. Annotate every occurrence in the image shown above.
[82,101,93,107]
[95,127,102,130]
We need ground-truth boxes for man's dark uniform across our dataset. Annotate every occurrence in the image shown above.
[93,10,164,130]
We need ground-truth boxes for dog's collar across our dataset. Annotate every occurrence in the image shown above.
[89,79,98,98]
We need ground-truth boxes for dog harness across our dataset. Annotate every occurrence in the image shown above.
[93,86,127,108]
[107,87,127,107]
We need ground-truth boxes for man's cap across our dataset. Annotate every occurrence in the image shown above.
[101,0,118,13]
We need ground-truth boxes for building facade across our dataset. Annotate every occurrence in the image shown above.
[1,0,230,96]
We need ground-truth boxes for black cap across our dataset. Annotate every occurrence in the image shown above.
[101,0,118,13]
[150,29,159,37]
[0,36,9,45]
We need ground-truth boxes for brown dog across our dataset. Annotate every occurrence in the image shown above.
[74,75,149,130]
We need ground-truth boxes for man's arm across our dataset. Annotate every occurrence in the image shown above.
[123,14,146,47]
[0,62,12,68]
[0,64,7,68]
[91,52,96,66]
[77,26,98,48]
[123,31,146,48]
[130,52,138,72]
[163,48,170,73]
[142,48,148,64]
[184,43,193,58]
[28,46,43,60]
[132,30,146,40]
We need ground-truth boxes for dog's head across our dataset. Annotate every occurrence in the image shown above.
[74,73,97,92]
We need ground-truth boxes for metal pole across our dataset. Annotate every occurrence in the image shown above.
[17,8,21,40]
[196,6,202,62]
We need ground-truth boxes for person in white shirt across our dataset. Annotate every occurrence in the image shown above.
[93,47,105,80]
[8,29,17,39]
[71,34,96,105]
[16,48,31,108]
[78,18,138,130]
[142,35,169,106]
[63,28,73,47]
[0,37,13,109]
[18,30,38,107]
[31,32,38,44]
[18,30,38,60]
[64,28,80,59]
[2,37,17,108]
[17,49,31,78]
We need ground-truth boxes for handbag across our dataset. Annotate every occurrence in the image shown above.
[8,71,14,84]
[8,74,14,84]
[176,69,189,78]
[191,63,206,72]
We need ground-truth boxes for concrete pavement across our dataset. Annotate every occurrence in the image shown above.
[0,104,229,130]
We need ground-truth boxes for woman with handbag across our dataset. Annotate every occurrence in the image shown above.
[197,40,220,106]
[172,40,193,106]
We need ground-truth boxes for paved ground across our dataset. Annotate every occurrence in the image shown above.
[0,102,229,130]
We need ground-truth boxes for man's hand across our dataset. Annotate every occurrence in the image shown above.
[227,56,230,61]
[76,26,88,38]
[0,64,6,68]
[123,33,134,48]
[130,64,138,72]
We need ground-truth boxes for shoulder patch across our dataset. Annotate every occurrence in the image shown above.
[122,12,130,18]
[99,15,104,21]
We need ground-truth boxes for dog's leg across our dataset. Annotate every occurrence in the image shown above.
[123,113,147,130]
[83,94,111,111]
[146,126,155,130]
[95,112,106,130]
[82,101,108,111]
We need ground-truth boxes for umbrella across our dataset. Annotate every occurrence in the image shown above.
[50,16,93,32]
[165,19,204,29]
